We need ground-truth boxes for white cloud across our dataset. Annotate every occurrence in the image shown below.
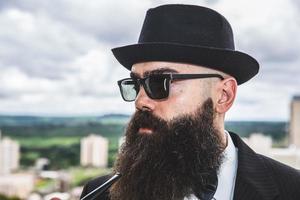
[0,67,59,96]
[0,7,99,79]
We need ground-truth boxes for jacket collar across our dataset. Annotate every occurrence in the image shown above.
[229,132,279,200]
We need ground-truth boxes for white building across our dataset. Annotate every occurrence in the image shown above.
[271,147,300,168]
[80,134,108,167]
[243,133,300,169]
[0,132,20,174]
[242,133,272,157]
[290,96,300,148]
[0,173,35,199]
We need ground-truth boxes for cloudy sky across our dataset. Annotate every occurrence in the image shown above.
[0,0,299,121]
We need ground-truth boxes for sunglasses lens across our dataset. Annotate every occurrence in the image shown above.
[145,75,169,99]
[119,79,138,101]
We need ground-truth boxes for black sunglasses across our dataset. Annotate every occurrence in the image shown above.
[117,73,224,102]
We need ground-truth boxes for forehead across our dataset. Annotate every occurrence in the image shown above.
[131,61,212,76]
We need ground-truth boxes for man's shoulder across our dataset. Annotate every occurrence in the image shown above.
[230,132,300,199]
[80,174,112,199]
[258,154,300,198]
[230,132,300,178]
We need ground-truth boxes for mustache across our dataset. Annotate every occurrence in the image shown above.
[128,110,168,133]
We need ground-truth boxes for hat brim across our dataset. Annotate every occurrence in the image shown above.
[112,43,259,85]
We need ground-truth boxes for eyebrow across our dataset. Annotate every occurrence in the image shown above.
[130,67,179,79]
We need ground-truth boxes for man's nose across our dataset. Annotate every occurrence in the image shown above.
[135,87,155,112]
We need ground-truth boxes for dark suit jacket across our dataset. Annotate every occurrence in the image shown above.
[80,132,300,200]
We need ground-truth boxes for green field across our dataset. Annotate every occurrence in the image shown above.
[17,136,81,147]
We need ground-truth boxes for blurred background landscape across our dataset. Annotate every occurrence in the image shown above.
[0,115,289,170]
[1,110,299,200]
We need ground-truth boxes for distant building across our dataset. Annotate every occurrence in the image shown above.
[80,134,108,167]
[242,133,272,156]
[0,132,20,174]
[271,147,300,169]
[290,96,300,148]
[244,133,300,169]
[0,173,35,199]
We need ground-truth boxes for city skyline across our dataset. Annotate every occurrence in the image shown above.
[0,0,299,121]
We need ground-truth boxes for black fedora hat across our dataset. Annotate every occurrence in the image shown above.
[112,4,259,85]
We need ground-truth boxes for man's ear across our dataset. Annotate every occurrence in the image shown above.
[215,77,237,114]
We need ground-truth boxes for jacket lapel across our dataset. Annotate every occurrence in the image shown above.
[229,132,279,200]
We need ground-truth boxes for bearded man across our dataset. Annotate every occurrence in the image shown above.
[80,4,300,200]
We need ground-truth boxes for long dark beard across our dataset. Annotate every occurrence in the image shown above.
[110,98,224,200]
